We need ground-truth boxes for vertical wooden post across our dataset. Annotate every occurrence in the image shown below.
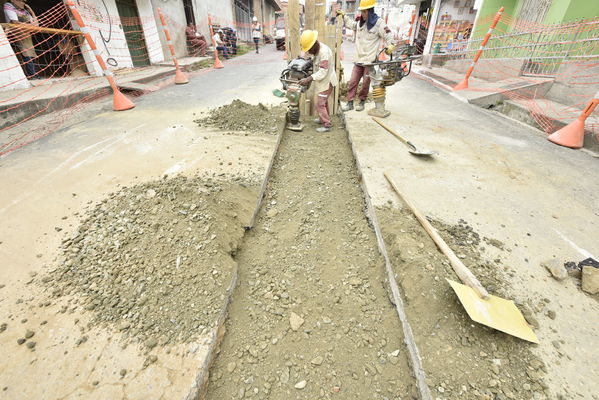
[333,16,343,115]
[308,2,326,116]
[287,0,301,59]
[303,0,316,116]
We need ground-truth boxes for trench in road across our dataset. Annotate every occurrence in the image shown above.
[205,119,418,399]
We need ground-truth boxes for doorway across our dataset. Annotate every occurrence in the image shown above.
[183,0,196,26]
[115,0,150,67]
[10,0,89,78]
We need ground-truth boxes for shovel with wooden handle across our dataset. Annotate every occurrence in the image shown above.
[384,172,539,343]
[372,117,438,157]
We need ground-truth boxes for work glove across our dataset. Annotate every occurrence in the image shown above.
[298,76,313,86]
[336,9,345,17]
[384,44,396,56]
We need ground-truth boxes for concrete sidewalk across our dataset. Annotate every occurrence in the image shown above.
[342,72,599,399]
[0,56,211,131]
[413,65,599,152]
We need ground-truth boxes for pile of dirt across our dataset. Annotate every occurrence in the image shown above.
[40,174,258,350]
[379,206,551,400]
[194,99,282,134]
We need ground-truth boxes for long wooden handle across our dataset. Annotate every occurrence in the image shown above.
[372,117,410,147]
[384,172,490,299]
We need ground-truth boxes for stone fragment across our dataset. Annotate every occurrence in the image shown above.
[582,266,599,295]
[542,259,567,281]
[311,356,324,365]
[289,312,304,331]
[227,362,237,373]
[120,369,127,378]
[25,330,35,339]
[294,380,307,389]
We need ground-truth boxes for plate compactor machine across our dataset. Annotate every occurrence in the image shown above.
[279,57,313,131]
[359,44,420,118]
[277,44,420,129]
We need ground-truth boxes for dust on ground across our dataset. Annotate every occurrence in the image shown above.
[206,119,417,399]
[34,174,259,351]
[195,99,282,134]
[378,206,554,400]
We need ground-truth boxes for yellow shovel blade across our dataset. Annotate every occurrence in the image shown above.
[447,279,539,344]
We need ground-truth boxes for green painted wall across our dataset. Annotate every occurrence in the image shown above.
[563,0,599,22]
[544,0,599,24]
[472,0,517,38]
[543,0,570,23]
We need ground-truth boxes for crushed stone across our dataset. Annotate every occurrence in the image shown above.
[194,99,282,134]
[39,174,259,350]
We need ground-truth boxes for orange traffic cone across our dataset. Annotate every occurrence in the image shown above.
[174,68,189,84]
[113,89,135,111]
[548,96,598,149]
[453,77,469,91]
[213,52,224,69]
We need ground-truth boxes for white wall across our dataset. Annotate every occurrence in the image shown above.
[149,0,187,59]
[0,26,30,91]
[137,0,165,64]
[71,0,164,71]
[72,0,134,70]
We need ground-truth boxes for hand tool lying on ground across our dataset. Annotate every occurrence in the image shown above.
[384,172,539,343]
[372,117,438,157]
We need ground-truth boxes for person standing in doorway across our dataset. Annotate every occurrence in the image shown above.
[3,0,38,79]
[251,16,261,54]
[338,0,395,115]
[298,30,337,133]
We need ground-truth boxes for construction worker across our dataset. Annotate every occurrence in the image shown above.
[252,16,261,54]
[338,0,396,117]
[298,30,337,133]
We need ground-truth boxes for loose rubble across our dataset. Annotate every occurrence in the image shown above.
[582,266,599,295]
[542,258,568,281]
[194,99,282,134]
[39,174,258,349]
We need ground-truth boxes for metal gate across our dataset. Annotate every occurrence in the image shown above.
[234,0,252,42]
[115,0,150,67]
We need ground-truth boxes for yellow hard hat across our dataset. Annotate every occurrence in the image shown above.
[300,30,318,52]
[358,0,376,10]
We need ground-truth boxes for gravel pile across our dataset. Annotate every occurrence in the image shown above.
[42,175,256,349]
[194,99,282,134]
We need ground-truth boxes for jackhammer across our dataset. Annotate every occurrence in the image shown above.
[358,44,421,118]
[279,57,314,131]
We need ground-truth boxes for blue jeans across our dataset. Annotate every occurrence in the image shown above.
[22,56,36,78]
[216,46,229,59]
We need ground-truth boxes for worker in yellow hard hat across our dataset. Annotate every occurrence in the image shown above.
[298,30,338,133]
[338,0,396,117]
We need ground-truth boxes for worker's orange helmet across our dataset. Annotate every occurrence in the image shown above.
[358,0,376,10]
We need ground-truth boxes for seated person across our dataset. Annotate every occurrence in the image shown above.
[185,23,207,57]
[212,29,229,59]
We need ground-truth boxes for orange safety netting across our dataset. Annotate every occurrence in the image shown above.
[0,1,281,157]
[423,11,599,136]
